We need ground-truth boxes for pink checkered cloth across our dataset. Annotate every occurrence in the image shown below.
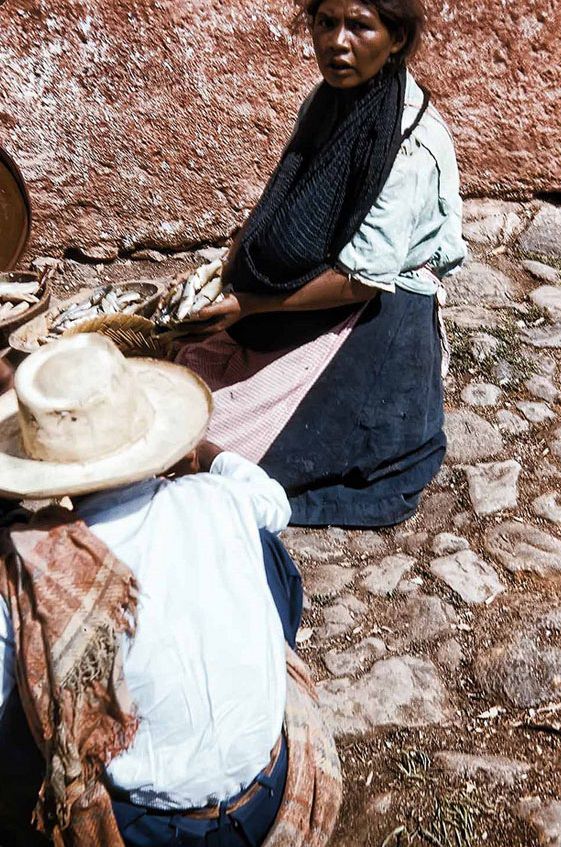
[176,309,364,463]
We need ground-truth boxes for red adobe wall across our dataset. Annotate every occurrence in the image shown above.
[0,0,559,259]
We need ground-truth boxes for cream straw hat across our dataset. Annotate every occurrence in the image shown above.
[0,333,212,499]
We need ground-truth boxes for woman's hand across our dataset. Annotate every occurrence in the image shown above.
[181,292,254,340]
[177,269,378,343]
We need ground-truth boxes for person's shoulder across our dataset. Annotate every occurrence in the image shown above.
[77,477,162,521]
[400,71,461,185]
[403,72,457,151]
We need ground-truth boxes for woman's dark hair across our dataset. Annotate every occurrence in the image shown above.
[295,0,426,68]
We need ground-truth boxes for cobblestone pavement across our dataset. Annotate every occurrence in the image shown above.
[40,198,561,846]
[279,200,561,847]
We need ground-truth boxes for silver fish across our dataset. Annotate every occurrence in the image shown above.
[196,259,222,288]
[117,291,142,305]
[101,295,118,314]
[0,301,30,320]
[51,301,94,329]
[190,277,224,315]
[176,278,197,321]
[0,281,40,302]
[0,302,15,321]
[157,260,224,325]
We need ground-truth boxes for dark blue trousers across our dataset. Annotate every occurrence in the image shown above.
[259,528,303,650]
[0,690,48,847]
[0,530,302,847]
[113,733,288,847]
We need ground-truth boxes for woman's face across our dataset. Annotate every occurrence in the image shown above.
[311,0,404,89]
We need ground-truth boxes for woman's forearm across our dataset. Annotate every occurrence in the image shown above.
[241,269,378,315]
[187,268,380,337]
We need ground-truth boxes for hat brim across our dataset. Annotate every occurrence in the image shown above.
[0,359,212,499]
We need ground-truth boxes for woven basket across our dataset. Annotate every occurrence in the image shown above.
[9,280,164,355]
[63,314,171,359]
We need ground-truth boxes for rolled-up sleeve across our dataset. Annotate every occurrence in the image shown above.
[337,140,430,290]
[209,451,291,533]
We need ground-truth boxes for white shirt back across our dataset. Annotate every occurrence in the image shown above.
[0,453,291,810]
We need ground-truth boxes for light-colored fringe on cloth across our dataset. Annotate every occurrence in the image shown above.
[0,508,139,847]
[265,646,342,847]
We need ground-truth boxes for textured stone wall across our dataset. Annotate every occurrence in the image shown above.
[0,0,559,260]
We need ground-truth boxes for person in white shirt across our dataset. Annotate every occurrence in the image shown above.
[0,333,305,847]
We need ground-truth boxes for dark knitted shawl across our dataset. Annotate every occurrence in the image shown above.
[232,67,407,298]
[228,67,429,351]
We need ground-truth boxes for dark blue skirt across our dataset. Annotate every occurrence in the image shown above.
[260,287,446,527]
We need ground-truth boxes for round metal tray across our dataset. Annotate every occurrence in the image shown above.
[0,147,32,271]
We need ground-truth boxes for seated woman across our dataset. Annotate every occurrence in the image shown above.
[178,0,466,528]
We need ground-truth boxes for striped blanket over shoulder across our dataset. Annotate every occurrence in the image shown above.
[0,509,341,846]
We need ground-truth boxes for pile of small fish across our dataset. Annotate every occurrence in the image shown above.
[0,278,43,322]
[155,259,224,328]
[40,285,143,341]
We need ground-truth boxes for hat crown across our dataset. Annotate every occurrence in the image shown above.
[33,346,110,406]
[15,334,155,463]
